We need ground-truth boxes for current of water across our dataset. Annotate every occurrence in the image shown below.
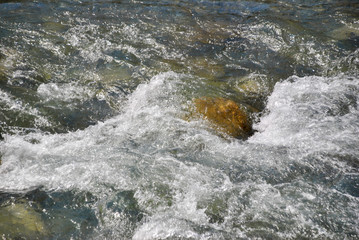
[0,0,358,239]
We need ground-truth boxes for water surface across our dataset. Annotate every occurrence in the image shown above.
[0,0,358,239]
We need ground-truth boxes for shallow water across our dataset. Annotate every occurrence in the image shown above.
[0,0,358,239]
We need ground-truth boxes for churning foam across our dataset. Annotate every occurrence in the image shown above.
[250,75,359,153]
[0,73,358,238]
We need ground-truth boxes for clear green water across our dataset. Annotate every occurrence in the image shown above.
[0,0,358,239]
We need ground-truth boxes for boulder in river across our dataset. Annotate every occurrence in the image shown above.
[193,97,252,138]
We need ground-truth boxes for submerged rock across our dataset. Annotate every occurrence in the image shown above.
[42,21,69,33]
[0,201,48,238]
[234,73,272,95]
[188,57,225,80]
[328,25,359,41]
[238,79,265,95]
[193,97,252,138]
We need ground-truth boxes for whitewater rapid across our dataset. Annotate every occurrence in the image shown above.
[0,72,358,238]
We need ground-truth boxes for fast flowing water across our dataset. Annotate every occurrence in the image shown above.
[0,0,358,239]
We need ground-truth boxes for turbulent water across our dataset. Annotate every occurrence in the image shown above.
[0,0,358,239]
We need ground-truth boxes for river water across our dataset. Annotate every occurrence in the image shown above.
[0,0,358,239]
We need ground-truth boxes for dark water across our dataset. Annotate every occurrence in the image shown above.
[0,0,358,239]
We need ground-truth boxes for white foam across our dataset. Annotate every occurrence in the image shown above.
[249,75,359,153]
[0,72,186,191]
[133,217,200,240]
[37,82,93,101]
[0,89,51,128]
[1,73,358,238]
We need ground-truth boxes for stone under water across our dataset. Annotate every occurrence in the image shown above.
[0,201,48,238]
[193,97,252,138]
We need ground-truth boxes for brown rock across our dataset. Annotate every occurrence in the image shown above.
[193,97,252,138]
